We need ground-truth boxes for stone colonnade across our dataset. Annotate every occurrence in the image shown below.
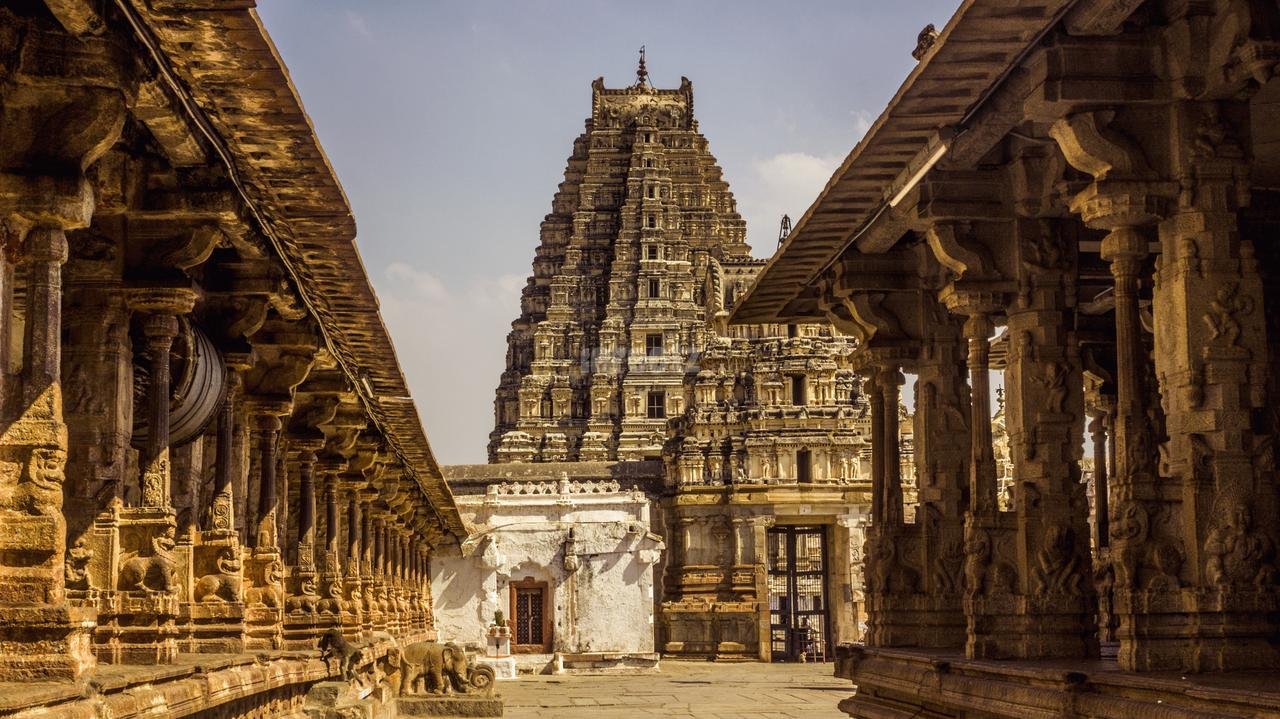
[0,0,451,699]
[799,0,1280,695]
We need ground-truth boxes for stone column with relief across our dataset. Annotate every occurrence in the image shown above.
[241,400,291,650]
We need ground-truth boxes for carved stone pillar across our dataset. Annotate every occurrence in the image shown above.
[340,487,364,638]
[1147,101,1279,670]
[241,400,290,651]
[1000,215,1095,659]
[357,495,377,635]
[878,366,905,528]
[0,227,93,679]
[94,287,196,666]
[1087,410,1111,553]
[283,442,330,647]
[180,362,248,654]
[902,311,969,649]
[371,515,389,635]
[316,459,346,618]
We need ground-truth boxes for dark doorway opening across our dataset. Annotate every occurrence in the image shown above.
[767,525,829,662]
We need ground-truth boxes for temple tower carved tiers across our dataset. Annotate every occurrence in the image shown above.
[467,70,878,664]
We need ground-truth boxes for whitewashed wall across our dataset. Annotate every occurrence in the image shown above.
[431,478,664,655]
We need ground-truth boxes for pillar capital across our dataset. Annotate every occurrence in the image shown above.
[125,285,199,316]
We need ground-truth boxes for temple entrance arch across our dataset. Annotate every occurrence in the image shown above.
[767,526,829,662]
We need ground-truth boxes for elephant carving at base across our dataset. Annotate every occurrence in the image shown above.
[397,641,495,697]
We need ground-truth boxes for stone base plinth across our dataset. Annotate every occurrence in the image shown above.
[476,657,517,680]
[304,680,395,719]
[0,604,95,681]
[559,652,659,674]
[834,644,1280,719]
[397,695,504,717]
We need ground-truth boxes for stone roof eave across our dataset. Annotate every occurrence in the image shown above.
[118,0,466,540]
[731,0,1077,325]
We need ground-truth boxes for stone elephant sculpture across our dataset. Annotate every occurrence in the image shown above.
[398,641,493,696]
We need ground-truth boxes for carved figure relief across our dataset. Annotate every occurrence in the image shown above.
[5,446,67,516]
[64,537,93,591]
[963,530,991,598]
[194,547,243,603]
[1205,503,1278,588]
[1032,524,1082,596]
[119,522,178,593]
[1203,282,1254,351]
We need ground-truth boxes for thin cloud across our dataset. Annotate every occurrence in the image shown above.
[344,10,371,38]
[380,263,524,465]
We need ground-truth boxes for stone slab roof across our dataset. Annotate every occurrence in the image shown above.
[732,0,1072,324]
[124,1,464,538]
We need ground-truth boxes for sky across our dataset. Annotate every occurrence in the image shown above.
[256,0,961,465]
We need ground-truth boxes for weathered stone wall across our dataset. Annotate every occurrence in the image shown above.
[434,466,663,658]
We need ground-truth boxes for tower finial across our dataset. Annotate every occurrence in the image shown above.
[636,45,649,87]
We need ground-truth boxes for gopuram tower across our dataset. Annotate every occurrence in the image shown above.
[490,58,750,463]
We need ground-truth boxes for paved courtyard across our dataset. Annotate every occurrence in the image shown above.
[498,661,850,718]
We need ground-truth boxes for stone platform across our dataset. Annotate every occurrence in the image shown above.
[835,645,1280,719]
[397,695,504,717]
[558,652,660,674]
[477,657,517,680]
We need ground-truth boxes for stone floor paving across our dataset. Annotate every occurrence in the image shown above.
[498,660,850,718]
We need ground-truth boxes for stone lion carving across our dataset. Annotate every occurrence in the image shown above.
[4,446,67,516]
[119,522,178,593]
[244,559,283,608]
[194,547,243,603]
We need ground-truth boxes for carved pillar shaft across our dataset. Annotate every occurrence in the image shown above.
[879,366,905,527]
[361,503,373,574]
[1089,412,1110,549]
[209,371,240,533]
[141,314,178,508]
[346,493,362,573]
[323,479,339,568]
[253,415,281,551]
[868,376,886,524]
[296,452,316,570]
[21,228,69,405]
[1102,229,1148,489]
[965,314,997,516]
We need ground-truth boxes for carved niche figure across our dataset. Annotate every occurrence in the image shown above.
[1032,524,1082,596]
[932,538,964,595]
[119,521,178,593]
[194,547,243,603]
[1203,282,1253,350]
[869,538,920,595]
[65,536,94,591]
[1205,503,1278,588]
[963,530,991,598]
[1109,501,1150,589]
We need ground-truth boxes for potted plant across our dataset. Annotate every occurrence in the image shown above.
[488,609,509,638]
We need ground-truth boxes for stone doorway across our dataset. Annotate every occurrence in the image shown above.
[510,578,552,653]
[767,526,829,662]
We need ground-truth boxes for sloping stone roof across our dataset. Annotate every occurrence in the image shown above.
[123,1,465,539]
[731,0,1072,324]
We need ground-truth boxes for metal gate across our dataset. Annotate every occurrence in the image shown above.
[767,526,829,662]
